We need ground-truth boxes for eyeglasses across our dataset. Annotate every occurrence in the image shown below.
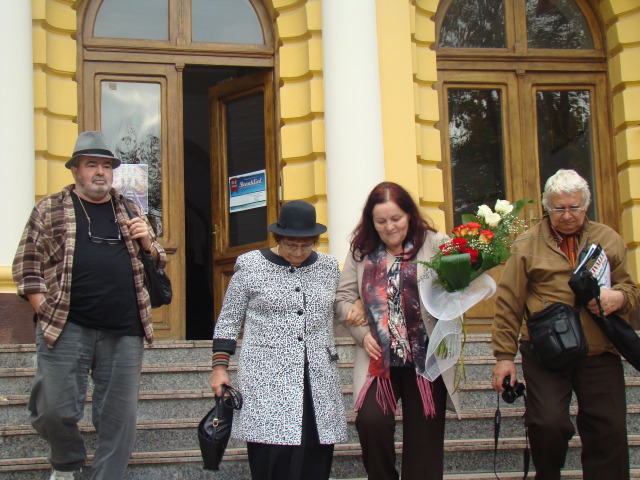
[76,193,122,244]
[88,220,122,244]
[281,241,314,252]
[547,206,586,216]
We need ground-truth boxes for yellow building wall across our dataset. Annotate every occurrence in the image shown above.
[32,0,78,200]
[26,0,640,281]
[602,0,640,279]
[275,0,331,251]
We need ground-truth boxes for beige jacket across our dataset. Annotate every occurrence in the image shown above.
[492,217,640,360]
[334,231,461,417]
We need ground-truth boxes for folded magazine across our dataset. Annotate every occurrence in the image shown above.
[574,243,610,288]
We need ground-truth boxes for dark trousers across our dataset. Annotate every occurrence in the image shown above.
[355,367,447,480]
[520,343,629,480]
[246,367,334,480]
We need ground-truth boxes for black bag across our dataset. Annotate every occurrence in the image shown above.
[569,270,640,372]
[197,386,243,471]
[122,198,172,308]
[527,302,588,370]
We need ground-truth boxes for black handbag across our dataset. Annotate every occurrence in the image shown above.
[527,301,588,370]
[122,198,172,308]
[197,386,243,471]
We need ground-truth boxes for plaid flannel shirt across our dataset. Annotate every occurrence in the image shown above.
[12,184,166,347]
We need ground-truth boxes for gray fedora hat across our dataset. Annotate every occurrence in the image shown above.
[65,131,122,169]
[267,200,327,237]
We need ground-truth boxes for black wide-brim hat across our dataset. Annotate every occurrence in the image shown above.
[267,200,327,237]
[65,131,122,169]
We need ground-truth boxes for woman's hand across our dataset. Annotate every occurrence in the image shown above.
[346,299,367,326]
[210,366,231,397]
[363,331,382,360]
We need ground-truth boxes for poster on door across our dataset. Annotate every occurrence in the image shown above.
[113,164,149,214]
[229,169,267,213]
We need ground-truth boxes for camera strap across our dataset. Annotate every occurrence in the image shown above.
[493,394,530,480]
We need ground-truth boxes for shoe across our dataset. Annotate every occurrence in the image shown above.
[50,470,75,480]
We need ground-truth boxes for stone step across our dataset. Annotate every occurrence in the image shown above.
[0,338,358,369]
[3,335,640,479]
[4,402,640,461]
[0,408,523,459]
[0,359,357,397]
[4,376,640,426]
[2,435,640,479]
[3,354,637,399]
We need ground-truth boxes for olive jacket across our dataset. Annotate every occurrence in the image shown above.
[492,217,640,360]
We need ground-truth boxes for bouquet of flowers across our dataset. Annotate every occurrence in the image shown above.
[424,199,531,293]
[418,199,531,383]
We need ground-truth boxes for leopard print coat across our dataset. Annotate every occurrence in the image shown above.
[213,249,348,445]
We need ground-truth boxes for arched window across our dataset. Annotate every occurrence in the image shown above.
[92,0,265,45]
[435,0,613,230]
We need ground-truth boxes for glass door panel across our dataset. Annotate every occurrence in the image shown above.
[447,88,506,226]
[101,81,164,235]
[226,92,268,247]
[536,89,596,219]
[209,71,277,319]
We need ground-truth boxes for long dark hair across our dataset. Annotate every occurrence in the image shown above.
[350,182,436,261]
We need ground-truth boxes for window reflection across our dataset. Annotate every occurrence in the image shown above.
[192,0,264,44]
[448,89,506,226]
[439,0,506,48]
[94,0,168,41]
[536,90,596,219]
[101,82,164,235]
[526,0,593,49]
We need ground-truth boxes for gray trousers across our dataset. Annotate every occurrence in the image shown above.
[29,321,144,479]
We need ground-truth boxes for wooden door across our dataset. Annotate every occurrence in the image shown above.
[438,70,613,331]
[209,71,279,320]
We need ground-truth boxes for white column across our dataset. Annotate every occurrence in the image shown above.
[0,0,34,266]
[322,0,385,263]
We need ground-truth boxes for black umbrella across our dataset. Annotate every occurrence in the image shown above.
[569,270,640,372]
[197,386,243,470]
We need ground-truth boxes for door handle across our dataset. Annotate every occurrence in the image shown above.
[212,224,220,248]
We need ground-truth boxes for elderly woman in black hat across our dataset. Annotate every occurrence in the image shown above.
[209,200,347,480]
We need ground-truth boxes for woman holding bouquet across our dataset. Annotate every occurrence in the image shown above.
[335,182,460,480]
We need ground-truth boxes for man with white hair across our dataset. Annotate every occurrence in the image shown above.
[491,169,638,479]
[13,131,166,480]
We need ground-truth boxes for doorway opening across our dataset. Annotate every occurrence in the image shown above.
[183,65,266,340]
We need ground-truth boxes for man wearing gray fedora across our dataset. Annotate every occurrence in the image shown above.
[12,131,166,480]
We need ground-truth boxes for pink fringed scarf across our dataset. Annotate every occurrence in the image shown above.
[354,243,435,418]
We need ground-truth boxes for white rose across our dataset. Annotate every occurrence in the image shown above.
[485,212,502,227]
[477,204,492,218]
[495,199,513,214]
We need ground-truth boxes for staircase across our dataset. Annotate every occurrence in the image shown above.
[1,334,639,479]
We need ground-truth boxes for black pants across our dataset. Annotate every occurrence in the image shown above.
[247,367,334,480]
[521,342,629,480]
[355,367,447,480]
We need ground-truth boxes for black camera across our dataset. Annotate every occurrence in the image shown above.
[501,375,525,403]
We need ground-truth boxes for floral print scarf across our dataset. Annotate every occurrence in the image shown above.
[354,242,435,418]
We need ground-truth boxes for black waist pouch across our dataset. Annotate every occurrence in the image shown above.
[527,302,588,370]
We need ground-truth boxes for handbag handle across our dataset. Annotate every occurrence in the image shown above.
[218,385,243,410]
